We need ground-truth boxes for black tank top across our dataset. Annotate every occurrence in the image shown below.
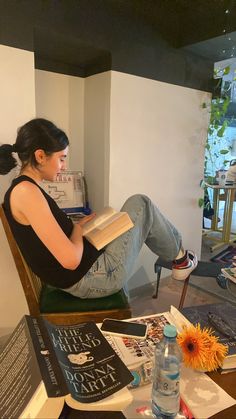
[3,175,103,288]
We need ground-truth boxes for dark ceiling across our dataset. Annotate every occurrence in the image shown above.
[1,0,236,88]
[114,0,236,60]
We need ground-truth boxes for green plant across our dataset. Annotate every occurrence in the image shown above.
[202,95,230,181]
[202,65,234,185]
[198,64,235,211]
[199,95,231,209]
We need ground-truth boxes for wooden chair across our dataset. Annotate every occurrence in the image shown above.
[0,205,132,324]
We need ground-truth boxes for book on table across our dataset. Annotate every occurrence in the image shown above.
[82,206,134,250]
[0,317,133,419]
[181,302,236,372]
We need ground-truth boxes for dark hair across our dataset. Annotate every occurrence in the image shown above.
[0,118,69,175]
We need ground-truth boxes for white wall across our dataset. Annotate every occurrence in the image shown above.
[0,55,210,333]
[68,76,85,171]
[109,71,210,289]
[84,72,111,211]
[35,70,84,171]
[0,45,36,334]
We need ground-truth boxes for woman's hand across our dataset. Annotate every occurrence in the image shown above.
[76,213,96,227]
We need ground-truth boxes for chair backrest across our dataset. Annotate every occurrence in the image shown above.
[0,205,42,316]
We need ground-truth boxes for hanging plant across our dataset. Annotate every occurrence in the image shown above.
[202,95,230,184]
[198,64,233,210]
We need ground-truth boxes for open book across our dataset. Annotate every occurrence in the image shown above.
[82,207,134,250]
[0,317,133,419]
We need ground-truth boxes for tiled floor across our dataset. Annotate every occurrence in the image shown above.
[129,275,223,318]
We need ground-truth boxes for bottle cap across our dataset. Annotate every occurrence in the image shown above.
[163,324,177,338]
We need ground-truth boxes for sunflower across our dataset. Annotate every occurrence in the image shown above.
[205,336,228,371]
[177,324,228,371]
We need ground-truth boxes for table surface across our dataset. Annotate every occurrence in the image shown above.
[123,370,236,419]
[207,370,236,419]
[64,309,236,419]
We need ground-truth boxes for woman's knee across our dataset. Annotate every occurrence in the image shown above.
[124,194,151,207]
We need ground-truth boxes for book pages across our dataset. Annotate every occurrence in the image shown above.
[82,207,117,234]
[65,387,133,411]
[96,213,125,231]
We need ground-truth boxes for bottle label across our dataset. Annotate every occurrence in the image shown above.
[158,369,180,393]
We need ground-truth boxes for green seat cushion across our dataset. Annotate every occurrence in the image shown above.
[40,285,129,313]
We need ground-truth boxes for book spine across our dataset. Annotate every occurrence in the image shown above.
[0,317,43,419]
[25,316,68,397]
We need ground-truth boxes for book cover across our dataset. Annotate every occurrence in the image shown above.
[0,316,133,419]
[181,303,236,369]
[44,320,133,405]
[82,207,134,250]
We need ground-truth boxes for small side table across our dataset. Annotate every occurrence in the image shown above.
[204,182,236,252]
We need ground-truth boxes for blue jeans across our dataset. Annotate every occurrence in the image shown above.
[64,194,182,298]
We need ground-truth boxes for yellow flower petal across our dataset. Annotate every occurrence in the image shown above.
[177,324,228,371]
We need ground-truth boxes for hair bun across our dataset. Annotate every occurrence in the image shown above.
[0,144,18,174]
[11,144,17,152]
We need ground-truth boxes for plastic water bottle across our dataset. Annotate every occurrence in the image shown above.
[152,324,182,418]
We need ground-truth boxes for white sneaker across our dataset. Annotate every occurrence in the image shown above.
[172,250,198,281]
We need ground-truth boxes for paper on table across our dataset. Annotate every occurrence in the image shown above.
[180,365,236,419]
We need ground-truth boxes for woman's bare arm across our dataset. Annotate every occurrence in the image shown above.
[10,181,83,270]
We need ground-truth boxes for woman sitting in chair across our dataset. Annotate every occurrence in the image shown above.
[0,119,197,298]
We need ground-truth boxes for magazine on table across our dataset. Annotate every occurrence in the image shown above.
[100,305,188,387]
